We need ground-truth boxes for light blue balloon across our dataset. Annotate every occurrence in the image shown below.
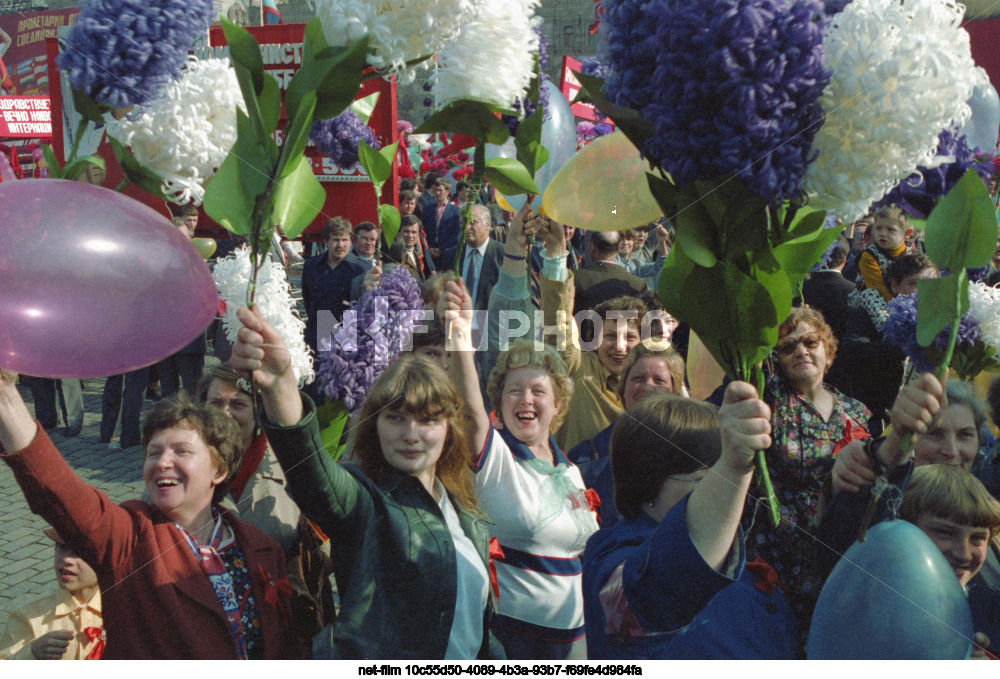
[958,81,1000,151]
[484,80,578,211]
[807,520,974,659]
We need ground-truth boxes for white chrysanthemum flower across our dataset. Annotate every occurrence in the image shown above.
[314,0,477,84]
[432,0,542,109]
[968,281,1000,363]
[802,0,987,221]
[116,57,243,206]
[213,247,315,387]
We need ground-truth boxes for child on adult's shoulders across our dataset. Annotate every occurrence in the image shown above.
[0,527,103,660]
[856,205,914,301]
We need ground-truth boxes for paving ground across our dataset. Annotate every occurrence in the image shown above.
[0,377,154,617]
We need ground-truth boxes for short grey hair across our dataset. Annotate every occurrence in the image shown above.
[470,203,490,225]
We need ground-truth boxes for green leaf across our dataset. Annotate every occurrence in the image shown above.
[234,109,277,197]
[772,223,843,292]
[350,92,380,123]
[782,204,828,242]
[316,399,350,461]
[108,136,168,199]
[924,169,997,270]
[203,151,255,235]
[258,71,282,135]
[415,100,511,146]
[302,17,329,56]
[270,155,326,239]
[672,186,719,268]
[378,140,399,168]
[275,91,316,180]
[40,143,63,179]
[232,63,269,145]
[572,71,655,153]
[483,157,540,196]
[71,88,111,126]
[62,154,104,182]
[916,274,967,347]
[358,140,391,197]
[287,36,371,124]
[646,171,679,216]
[221,18,264,94]
[378,204,401,247]
[514,108,545,176]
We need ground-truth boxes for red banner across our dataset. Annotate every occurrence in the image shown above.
[0,96,50,137]
[560,55,614,127]
[0,9,79,96]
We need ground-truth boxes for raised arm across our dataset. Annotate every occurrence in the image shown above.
[687,381,771,571]
[0,370,38,452]
[536,217,581,372]
[230,306,303,426]
[439,280,491,453]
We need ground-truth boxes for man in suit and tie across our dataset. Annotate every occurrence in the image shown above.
[442,204,504,312]
[397,215,435,281]
[347,221,379,300]
[422,178,462,266]
[573,230,647,314]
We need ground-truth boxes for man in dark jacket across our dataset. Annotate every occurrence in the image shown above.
[802,235,855,341]
[573,230,646,313]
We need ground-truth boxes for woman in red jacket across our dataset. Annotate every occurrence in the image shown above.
[0,369,298,659]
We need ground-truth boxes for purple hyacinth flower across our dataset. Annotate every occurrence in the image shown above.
[310,110,379,170]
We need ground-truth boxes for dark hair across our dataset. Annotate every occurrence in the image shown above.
[828,235,850,268]
[987,375,1000,428]
[354,221,378,236]
[321,217,352,241]
[399,190,418,202]
[352,356,479,512]
[399,178,417,192]
[589,230,622,256]
[611,395,720,518]
[422,172,442,189]
[886,253,936,285]
[412,312,447,350]
[174,204,199,218]
[141,394,244,504]
[586,295,648,344]
[456,181,469,192]
[401,214,421,227]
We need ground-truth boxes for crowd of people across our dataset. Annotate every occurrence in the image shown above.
[2,173,1000,661]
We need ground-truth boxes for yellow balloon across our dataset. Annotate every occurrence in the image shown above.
[191,237,217,260]
[685,330,727,401]
[495,190,515,212]
[542,131,664,231]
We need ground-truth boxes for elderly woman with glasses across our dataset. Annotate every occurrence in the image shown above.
[744,306,871,641]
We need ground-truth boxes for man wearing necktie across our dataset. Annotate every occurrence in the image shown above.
[443,204,504,313]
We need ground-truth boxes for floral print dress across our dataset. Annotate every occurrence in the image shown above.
[743,375,870,632]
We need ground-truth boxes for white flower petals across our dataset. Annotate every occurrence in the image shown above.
[802,0,986,221]
[314,0,478,84]
[969,281,1000,364]
[116,57,243,206]
[213,247,315,388]
[432,0,542,109]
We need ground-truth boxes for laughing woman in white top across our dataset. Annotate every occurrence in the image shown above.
[439,280,600,660]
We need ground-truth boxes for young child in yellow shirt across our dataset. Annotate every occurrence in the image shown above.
[0,527,103,660]
[856,205,914,301]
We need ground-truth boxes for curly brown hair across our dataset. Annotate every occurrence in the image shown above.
[776,306,838,373]
[486,341,574,433]
[140,394,244,504]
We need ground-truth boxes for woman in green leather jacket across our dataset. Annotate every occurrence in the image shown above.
[231,306,504,660]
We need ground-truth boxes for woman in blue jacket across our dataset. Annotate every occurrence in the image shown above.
[582,385,798,659]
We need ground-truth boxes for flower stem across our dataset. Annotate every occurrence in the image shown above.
[114,179,128,192]
[734,357,781,526]
[68,119,88,163]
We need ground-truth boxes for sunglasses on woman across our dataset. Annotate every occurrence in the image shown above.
[775,333,822,356]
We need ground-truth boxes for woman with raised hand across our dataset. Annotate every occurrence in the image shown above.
[439,277,600,660]
[230,307,504,660]
[0,370,298,659]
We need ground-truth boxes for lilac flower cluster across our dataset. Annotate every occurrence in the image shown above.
[578,56,610,80]
[882,292,981,374]
[873,130,995,219]
[502,27,551,135]
[310,110,379,170]
[600,0,830,205]
[315,267,425,412]
[57,0,215,108]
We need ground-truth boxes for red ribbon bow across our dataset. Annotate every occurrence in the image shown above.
[831,420,870,457]
[488,538,505,601]
[84,626,105,660]
[255,563,293,628]
[584,488,602,524]
[746,557,783,595]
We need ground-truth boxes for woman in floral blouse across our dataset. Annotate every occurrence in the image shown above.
[743,307,870,643]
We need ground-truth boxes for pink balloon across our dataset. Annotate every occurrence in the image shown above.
[0,179,219,379]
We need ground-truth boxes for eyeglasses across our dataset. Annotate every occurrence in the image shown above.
[775,333,822,356]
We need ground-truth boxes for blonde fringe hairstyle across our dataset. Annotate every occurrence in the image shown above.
[615,342,687,404]
[900,465,1000,538]
[353,355,480,513]
[486,341,574,433]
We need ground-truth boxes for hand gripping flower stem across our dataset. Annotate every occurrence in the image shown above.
[731,356,780,527]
